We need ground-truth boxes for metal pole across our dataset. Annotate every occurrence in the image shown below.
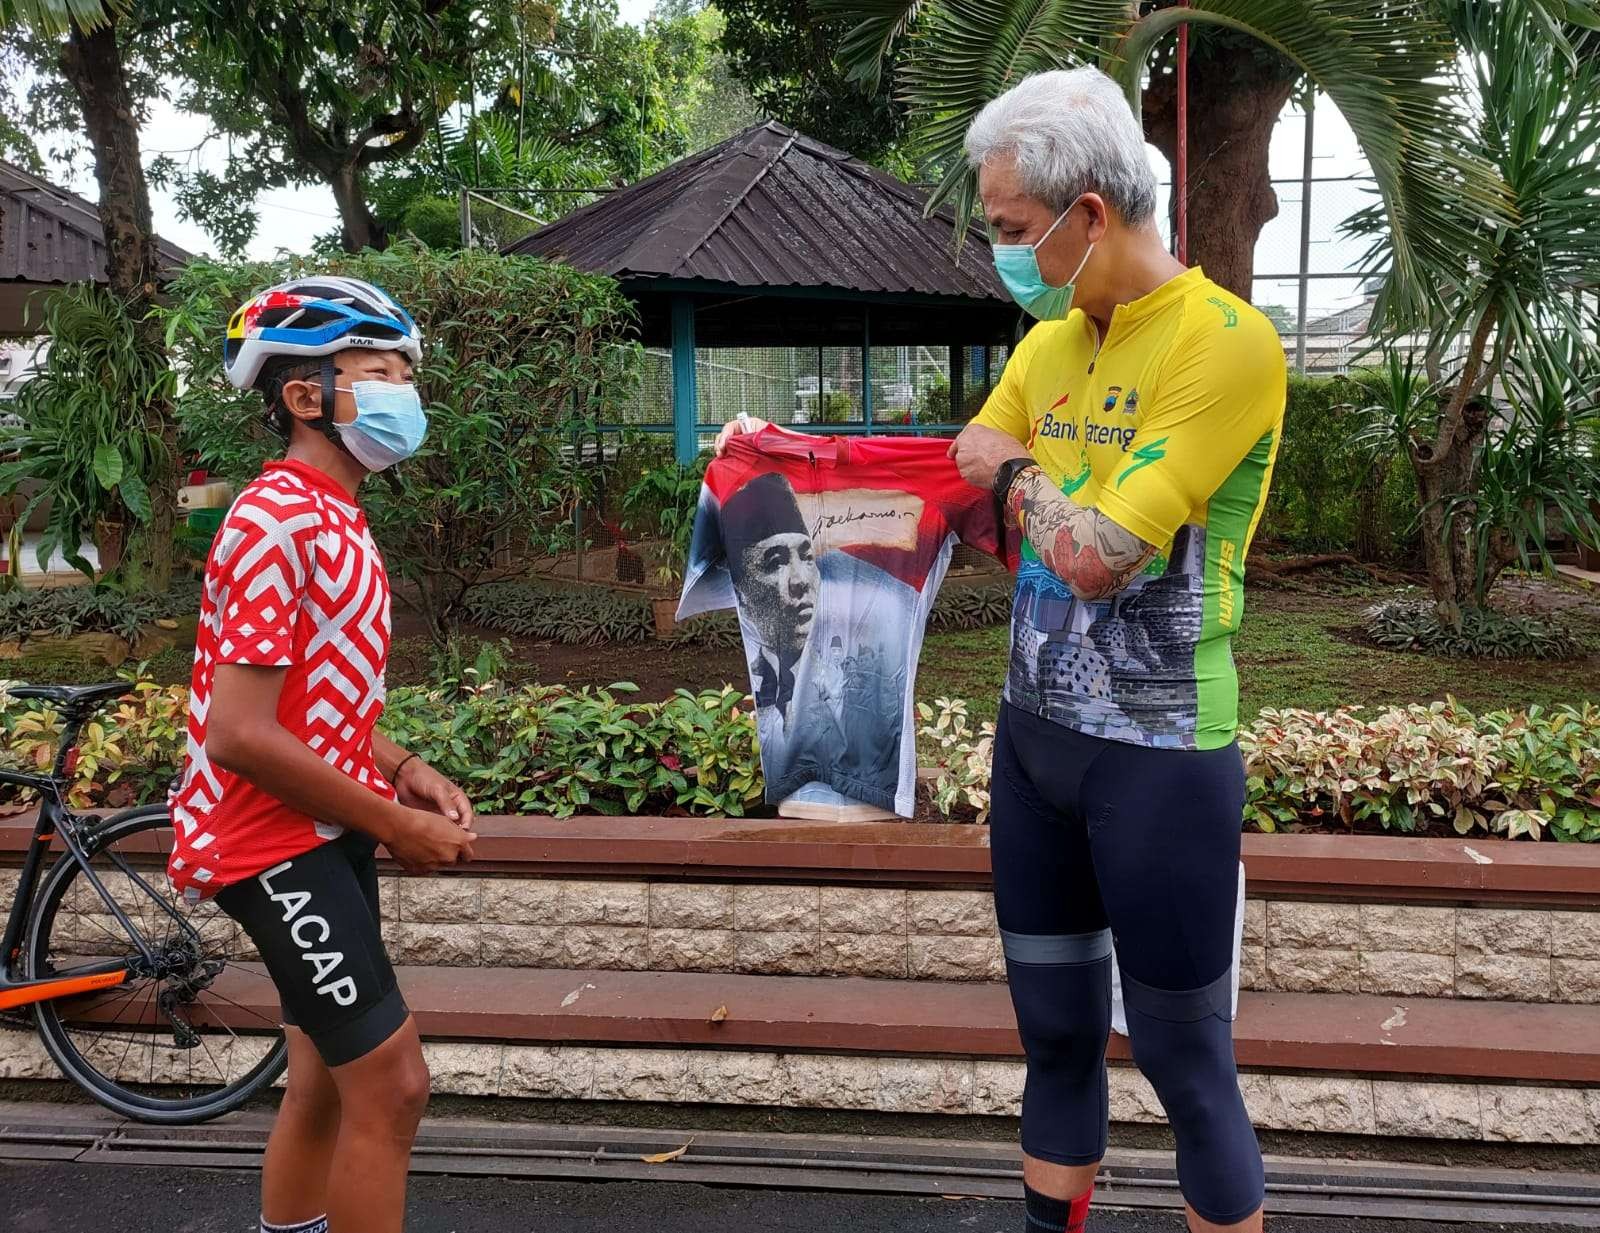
[817,345,824,422]
[861,309,873,433]
[1176,2,1190,265]
[1295,90,1316,375]
[949,346,964,422]
[459,188,472,250]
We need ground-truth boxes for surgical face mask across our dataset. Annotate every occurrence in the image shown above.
[991,199,1095,321]
[331,380,427,472]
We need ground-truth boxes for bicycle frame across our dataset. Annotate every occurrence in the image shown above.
[0,705,164,1011]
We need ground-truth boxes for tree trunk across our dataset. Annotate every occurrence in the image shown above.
[1143,47,1298,301]
[331,162,387,253]
[1412,394,1490,622]
[59,18,177,591]
[1353,456,1392,563]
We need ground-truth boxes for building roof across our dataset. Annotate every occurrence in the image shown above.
[506,122,1007,304]
[0,159,192,286]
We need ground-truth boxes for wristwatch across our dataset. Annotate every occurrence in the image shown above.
[992,456,1036,506]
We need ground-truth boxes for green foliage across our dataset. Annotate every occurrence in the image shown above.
[462,583,657,645]
[148,0,529,254]
[1347,5,1600,612]
[1,674,186,810]
[718,0,909,162]
[396,196,465,249]
[1364,596,1583,660]
[0,0,117,37]
[377,680,764,817]
[619,454,707,584]
[161,243,644,643]
[0,581,197,645]
[660,609,743,649]
[1453,345,1600,602]
[824,0,1510,324]
[1262,371,1419,557]
[461,576,1013,647]
[11,670,1595,835]
[913,375,991,425]
[917,696,992,822]
[1239,699,1600,842]
[927,581,1012,632]
[0,285,174,581]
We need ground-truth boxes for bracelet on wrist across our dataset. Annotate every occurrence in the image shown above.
[393,752,421,783]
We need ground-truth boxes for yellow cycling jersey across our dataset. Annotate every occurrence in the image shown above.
[975,265,1285,750]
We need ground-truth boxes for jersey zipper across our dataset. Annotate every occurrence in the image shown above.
[1087,318,1107,375]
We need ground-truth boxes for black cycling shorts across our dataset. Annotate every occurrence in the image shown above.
[216,829,410,1067]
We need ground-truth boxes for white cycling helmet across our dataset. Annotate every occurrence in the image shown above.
[223,275,422,391]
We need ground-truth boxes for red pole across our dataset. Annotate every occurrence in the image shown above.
[1176,2,1190,265]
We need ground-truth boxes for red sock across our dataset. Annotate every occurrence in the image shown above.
[1023,1182,1093,1231]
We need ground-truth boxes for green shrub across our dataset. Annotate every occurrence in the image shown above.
[618,455,707,585]
[918,697,993,822]
[0,286,178,583]
[914,376,991,424]
[1261,373,1418,558]
[162,243,643,645]
[0,582,199,645]
[1,677,187,809]
[9,679,1594,837]
[378,681,762,816]
[461,583,656,644]
[1239,700,1600,841]
[1364,596,1583,660]
[661,610,743,649]
[461,577,1013,647]
[928,582,1012,632]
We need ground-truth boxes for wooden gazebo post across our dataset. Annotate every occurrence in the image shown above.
[671,295,698,465]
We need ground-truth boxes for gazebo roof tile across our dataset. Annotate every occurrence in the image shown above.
[507,122,1006,303]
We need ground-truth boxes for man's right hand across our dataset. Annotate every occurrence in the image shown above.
[386,806,477,874]
[713,415,769,456]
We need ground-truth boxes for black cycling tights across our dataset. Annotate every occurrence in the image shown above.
[991,703,1264,1227]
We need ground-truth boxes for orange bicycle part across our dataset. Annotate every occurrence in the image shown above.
[0,968,128,1011]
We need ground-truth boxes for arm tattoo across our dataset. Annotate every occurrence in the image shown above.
[1005,466,1158,601]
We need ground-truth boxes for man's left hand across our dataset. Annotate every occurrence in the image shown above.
[395,758,476,829]
[949,423,1031,491]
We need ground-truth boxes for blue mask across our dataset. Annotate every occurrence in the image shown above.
[991,200,1094,321]
[333,380,427,471]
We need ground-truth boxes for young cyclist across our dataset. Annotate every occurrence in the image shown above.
[168,276,477,1233]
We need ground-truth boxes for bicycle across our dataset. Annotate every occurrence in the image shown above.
[1,681,287,1123]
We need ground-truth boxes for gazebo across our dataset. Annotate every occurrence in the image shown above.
[507,122,1019,462]
[0,159,192,338]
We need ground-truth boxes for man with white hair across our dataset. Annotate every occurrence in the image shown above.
[715,64,1282,1233]
[947,66,1284,1233]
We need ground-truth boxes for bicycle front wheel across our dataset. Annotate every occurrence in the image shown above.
[25,804,288,1123]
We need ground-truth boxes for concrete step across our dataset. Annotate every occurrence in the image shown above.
[85,964,1600,1084]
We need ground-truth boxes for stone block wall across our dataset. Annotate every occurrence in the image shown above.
[16,862,1593,1001]
[1246,902,1600,1003]
[5,1025,1591,1144]
[380,879,1007,981]
[374,876,1598,1003]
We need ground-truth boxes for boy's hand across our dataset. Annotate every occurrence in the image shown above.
[395,758,475,829]
[386,806,477,874]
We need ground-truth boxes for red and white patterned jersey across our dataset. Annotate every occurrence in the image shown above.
[168,459,396,900]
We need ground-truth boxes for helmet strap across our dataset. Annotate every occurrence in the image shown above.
[317,357,341,440]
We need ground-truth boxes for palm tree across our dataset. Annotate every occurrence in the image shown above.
[821,1,1587,318]
[1351,3,1600,618]
[1,0,180,587]
[826,0,1599,622]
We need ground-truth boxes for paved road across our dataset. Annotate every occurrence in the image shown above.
[4,1161,1589,1233]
